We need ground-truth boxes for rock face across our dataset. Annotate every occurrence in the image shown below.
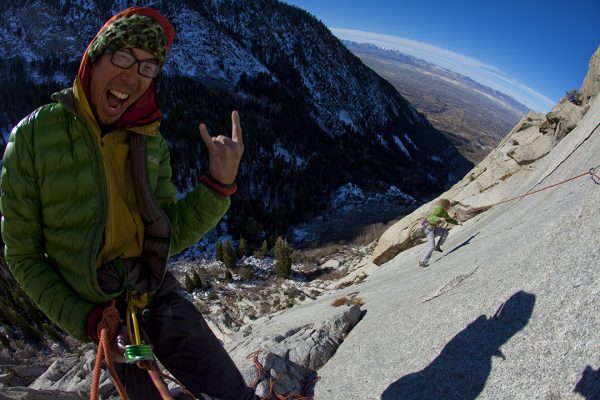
[0,346,115,400]
[372,46,600,266]
[28,346,113,397]
[580,47,600,107]
[310,47,600,399]
[226,302,362,397]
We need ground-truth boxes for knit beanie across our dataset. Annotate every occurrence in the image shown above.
[87,14,167,63]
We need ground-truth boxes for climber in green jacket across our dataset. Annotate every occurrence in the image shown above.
[0,7,257,400]
[419,198,463,267]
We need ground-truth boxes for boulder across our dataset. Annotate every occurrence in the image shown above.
[580,46,600,107]
[507,134,552,165]
[226,302,361,398]
[28,346,114,399]
[540,99,586,144]
[0,365,48,388]
[320,259,340,269]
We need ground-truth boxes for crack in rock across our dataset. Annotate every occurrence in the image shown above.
[422,265,479,303]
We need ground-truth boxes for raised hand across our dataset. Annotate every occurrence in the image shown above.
[199,111,244,185]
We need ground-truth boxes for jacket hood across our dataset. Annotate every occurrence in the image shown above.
[76,7,175,130]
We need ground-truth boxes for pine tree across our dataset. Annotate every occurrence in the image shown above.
[237,237,248,258]
[223,240,237,269]
[216,241,224,262]
[191,269,203,289]
[239,266,254,281]
[260,239,268,259]
[197,267,211,290]
[184,274,195,293]
[274,237,292,279]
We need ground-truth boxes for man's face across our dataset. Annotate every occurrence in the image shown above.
[89,48,155,125]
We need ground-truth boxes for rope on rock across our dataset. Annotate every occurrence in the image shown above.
[247,350,320,400]
[474,166,600,212]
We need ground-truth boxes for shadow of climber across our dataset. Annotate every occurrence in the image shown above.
[442,232,480,258]
[574,365,600,400]
[381,290,536,400]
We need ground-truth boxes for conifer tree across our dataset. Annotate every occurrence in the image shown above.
[216,241,224,262]
[197,267,211,290]
[237,237,248,258]
[260,239,268,259]
[191,269,203,289]
[239,266,254,281]
[274,237,292,278]
[223,240,237,270]
[184,274,195,293]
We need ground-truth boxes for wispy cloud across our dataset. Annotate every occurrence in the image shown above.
[331,28,555,112]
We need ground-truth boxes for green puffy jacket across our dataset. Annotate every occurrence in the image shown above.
[0,89,229,341]
[426,205,459,226]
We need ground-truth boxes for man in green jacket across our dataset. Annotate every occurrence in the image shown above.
[1,7,257,400]
[419,198,462,267]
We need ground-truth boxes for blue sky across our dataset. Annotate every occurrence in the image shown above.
[282,0,600,112]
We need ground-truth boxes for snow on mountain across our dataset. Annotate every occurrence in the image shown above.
[393,135,411,158]
[204,1,426,139]
[162,7,269,84]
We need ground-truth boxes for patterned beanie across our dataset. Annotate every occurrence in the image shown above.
[88,14,167,63]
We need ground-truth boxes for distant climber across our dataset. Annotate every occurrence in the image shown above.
[419,198,462,267]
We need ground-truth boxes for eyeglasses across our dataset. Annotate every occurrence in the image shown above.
[108,49,161,78]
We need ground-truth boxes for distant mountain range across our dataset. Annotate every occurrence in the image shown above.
[343,41,530,162]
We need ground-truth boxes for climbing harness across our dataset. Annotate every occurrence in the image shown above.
[474,165,600,212]
[247,350,320,400]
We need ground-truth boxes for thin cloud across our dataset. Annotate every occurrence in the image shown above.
[332,28,555,112]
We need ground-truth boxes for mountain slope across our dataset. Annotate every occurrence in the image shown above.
[0,0,471,242]
[344,41,530,162]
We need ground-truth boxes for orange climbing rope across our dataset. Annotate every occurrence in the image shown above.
[90,301,128,400]
[247,350,321,400]
[474,166,600,212]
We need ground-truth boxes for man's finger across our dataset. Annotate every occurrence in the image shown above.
[199,123,213,148]
[231,110,243,145]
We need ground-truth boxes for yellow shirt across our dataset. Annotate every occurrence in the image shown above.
[73,77,159,267]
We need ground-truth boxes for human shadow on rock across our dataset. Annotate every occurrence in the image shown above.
[381,290,535,400]
[574,365,600,400]
[440,233,480,259]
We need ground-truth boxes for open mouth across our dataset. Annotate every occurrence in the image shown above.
[106,88,130,112]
